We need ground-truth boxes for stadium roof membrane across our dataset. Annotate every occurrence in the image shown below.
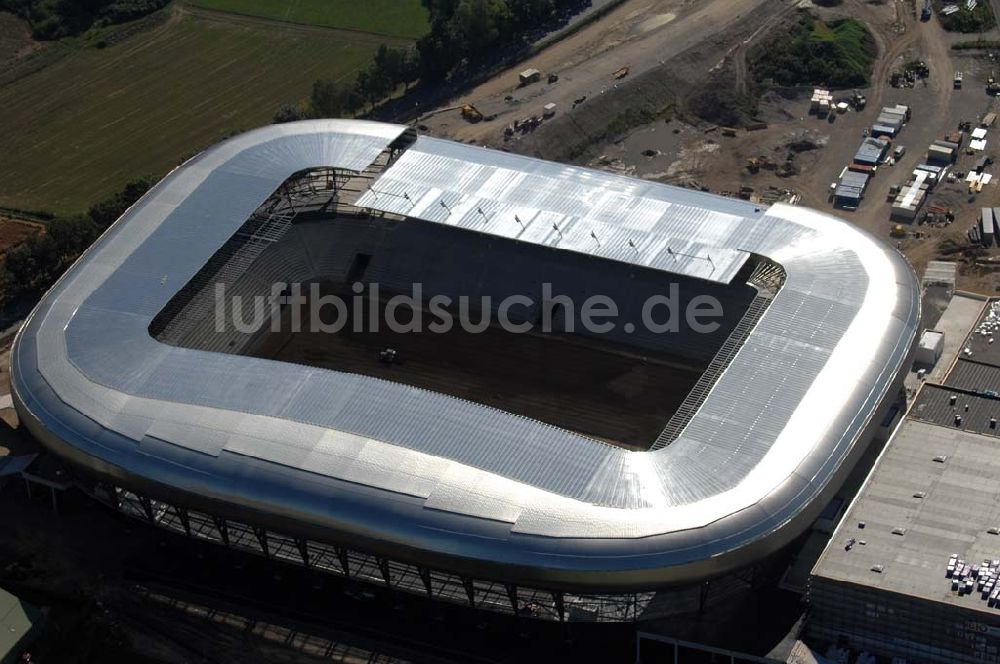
[10,120,920,591]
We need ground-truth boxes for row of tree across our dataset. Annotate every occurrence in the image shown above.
[279,0,585,122]
[276,44,421,122]
[416,0,583,81]
[1,177,154,308]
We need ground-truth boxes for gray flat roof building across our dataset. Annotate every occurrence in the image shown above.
[810,300,1000,663]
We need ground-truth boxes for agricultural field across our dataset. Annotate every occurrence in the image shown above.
[0,6,410,215]
[187,0,429,39]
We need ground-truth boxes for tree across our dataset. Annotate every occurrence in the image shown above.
[400,49,421,90]
[87,176,154,228]
[47,215,99,256]
[273,103,305,124]
[312,79,355,117]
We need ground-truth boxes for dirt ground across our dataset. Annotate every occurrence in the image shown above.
[0,11,40,66]
[422,0,1000,293]
[0,217,42,256]
[250,285,704,450]
[419,0,794,146]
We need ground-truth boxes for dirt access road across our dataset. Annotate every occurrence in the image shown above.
[421,0,793,143]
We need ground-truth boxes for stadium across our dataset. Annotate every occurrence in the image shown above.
[9,119,919,622]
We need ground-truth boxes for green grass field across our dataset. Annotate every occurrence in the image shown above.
[808,18,875,80]
[751,13,875,89]
[187,0,429,39]
[0,8,402,215]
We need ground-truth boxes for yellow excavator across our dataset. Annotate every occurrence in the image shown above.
[461,104,484,122]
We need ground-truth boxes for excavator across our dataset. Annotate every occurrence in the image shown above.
[461,104,484,122]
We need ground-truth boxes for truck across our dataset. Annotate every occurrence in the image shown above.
[955,72,963,89]
[921,0,932,21]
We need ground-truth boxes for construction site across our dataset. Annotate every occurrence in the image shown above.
[7,0,1000,662]
[415,0,1000,296]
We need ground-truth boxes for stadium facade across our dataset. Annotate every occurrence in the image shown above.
[10,120,920,621]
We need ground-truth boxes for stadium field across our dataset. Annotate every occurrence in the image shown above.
[0,8,406,215]
[186,0,429,39]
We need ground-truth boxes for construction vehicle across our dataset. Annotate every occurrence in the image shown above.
[989,73,1000,96]
[891,224,907,238]
[461,104,484,122]
[612,66,629,80]
[921,0,931,21]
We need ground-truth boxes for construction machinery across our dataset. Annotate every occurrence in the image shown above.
[988,73,1000,96]
[461,104,484,122]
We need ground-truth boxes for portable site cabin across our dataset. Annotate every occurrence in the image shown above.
[915,330,945,366]
[913,166,940,190]
[891,182,928,221]
[878,111,905,129]
[871,124,898,138]
[889,104,911,121]
[891,170,930,221]
[519,68,541,85]
[854,137,887,166]
[927,144,955,164]
[982,208,995,247]
[835,171,870,210]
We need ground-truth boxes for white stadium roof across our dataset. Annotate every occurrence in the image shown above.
[10,120,919,591]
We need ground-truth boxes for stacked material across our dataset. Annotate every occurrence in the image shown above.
[972,127,989,152]
[891,169,931,220]
[811,88,833,114]
[945,555,1000,607]
[946,130,967,147]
